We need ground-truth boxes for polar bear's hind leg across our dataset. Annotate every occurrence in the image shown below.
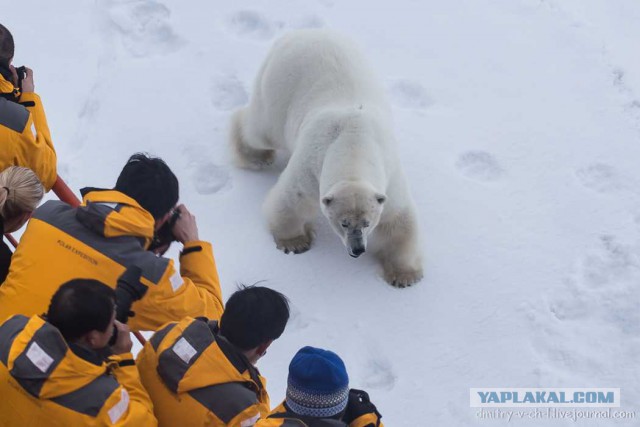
[229,108,276,170]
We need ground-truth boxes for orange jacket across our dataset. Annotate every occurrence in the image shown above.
[137,317,270,426]
[0,189,224,331]
[0,74,57,190]
[0,314,156,426]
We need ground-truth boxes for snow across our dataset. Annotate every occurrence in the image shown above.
[5,0,640,425]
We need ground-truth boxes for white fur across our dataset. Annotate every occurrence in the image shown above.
[230,29,423,287]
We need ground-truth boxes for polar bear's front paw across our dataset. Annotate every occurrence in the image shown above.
[275,234,313,254]
[383,268,423,288]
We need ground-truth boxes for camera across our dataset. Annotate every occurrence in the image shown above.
[15,66,27,91]
[147,208,181,254]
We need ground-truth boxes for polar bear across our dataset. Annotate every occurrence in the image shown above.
[229,30,423,287]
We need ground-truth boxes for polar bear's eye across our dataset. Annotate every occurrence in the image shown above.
[341,221,349,228]
[363,221,370,228]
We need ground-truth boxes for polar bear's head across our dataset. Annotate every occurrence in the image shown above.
[320,181,386,258]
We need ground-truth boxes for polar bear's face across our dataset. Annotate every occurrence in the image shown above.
[321,181,386,258]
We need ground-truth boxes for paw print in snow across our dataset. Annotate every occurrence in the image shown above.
[227,11,278,40]
[456,151,504,182]
[192,163,231,195]
[389,79,432,110]
[108,0,184,57]
[575,163,624,193]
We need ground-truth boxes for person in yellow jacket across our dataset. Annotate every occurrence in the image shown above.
[0,279,156,426]
[256,347,384,427]
[137,285,291,426]
[0,23,57,191]
[0,153,224,331]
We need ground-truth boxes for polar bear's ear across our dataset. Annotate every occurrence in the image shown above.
[375,194,387,204]
[322,196,333,206]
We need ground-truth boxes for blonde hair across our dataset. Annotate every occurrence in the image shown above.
[0,166,44,220]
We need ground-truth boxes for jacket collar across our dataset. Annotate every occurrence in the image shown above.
[77,188,155,246]
[211,322,264,394]
[68,342,111,367]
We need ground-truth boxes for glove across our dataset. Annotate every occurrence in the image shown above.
[114,265,146,323]
[342,389,382,427]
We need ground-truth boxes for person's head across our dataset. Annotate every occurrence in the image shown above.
[286,346,350,419]
[115,153,179,221]
[46,279,116,349]
[0,24,14,67]
[220,285,290,364]
[0,166,44,233]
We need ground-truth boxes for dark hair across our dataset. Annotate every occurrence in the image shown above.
[0,24,14,67]
[115,153,179,219]
[220,285,290,351]
[46,279,115,342]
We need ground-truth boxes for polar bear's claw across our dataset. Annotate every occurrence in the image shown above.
[385,269,423,288]
[275,235,312,254]
[235,146,275,171]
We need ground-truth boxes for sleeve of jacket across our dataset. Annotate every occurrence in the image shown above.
[131,241,224,331]
[349,414,384,427]
[99,353,157,426]
[17,92,57,190]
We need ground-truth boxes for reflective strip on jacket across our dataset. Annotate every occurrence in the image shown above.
[0,315,156,426]
[137,317,270,426]
[0,189,224,331]
[0,74,57,191]
[255,403,384,427]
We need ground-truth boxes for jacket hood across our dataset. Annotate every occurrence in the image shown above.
[152,317,263,394]
[0,315,110,399]
[77,188,155,246]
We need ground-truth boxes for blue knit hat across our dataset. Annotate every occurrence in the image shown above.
[286,346,349,418]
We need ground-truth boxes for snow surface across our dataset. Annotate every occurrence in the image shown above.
[6,0,640,425]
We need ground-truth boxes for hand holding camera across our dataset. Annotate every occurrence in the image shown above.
[10,65,34,93]
[172,204,199,244]
[110,320,133,355]
[148,204,199,255]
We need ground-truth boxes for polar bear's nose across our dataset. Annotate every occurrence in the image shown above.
[348,236,366,258]
[350,246,365,257]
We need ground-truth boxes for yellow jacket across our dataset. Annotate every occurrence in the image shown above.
[255,403,384,427]
[137,317,270,426]
[0,314,156,426]
[0,189,224,331]
[0,74,57,191]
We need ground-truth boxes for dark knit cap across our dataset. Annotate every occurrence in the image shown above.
[286,346,349,418]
